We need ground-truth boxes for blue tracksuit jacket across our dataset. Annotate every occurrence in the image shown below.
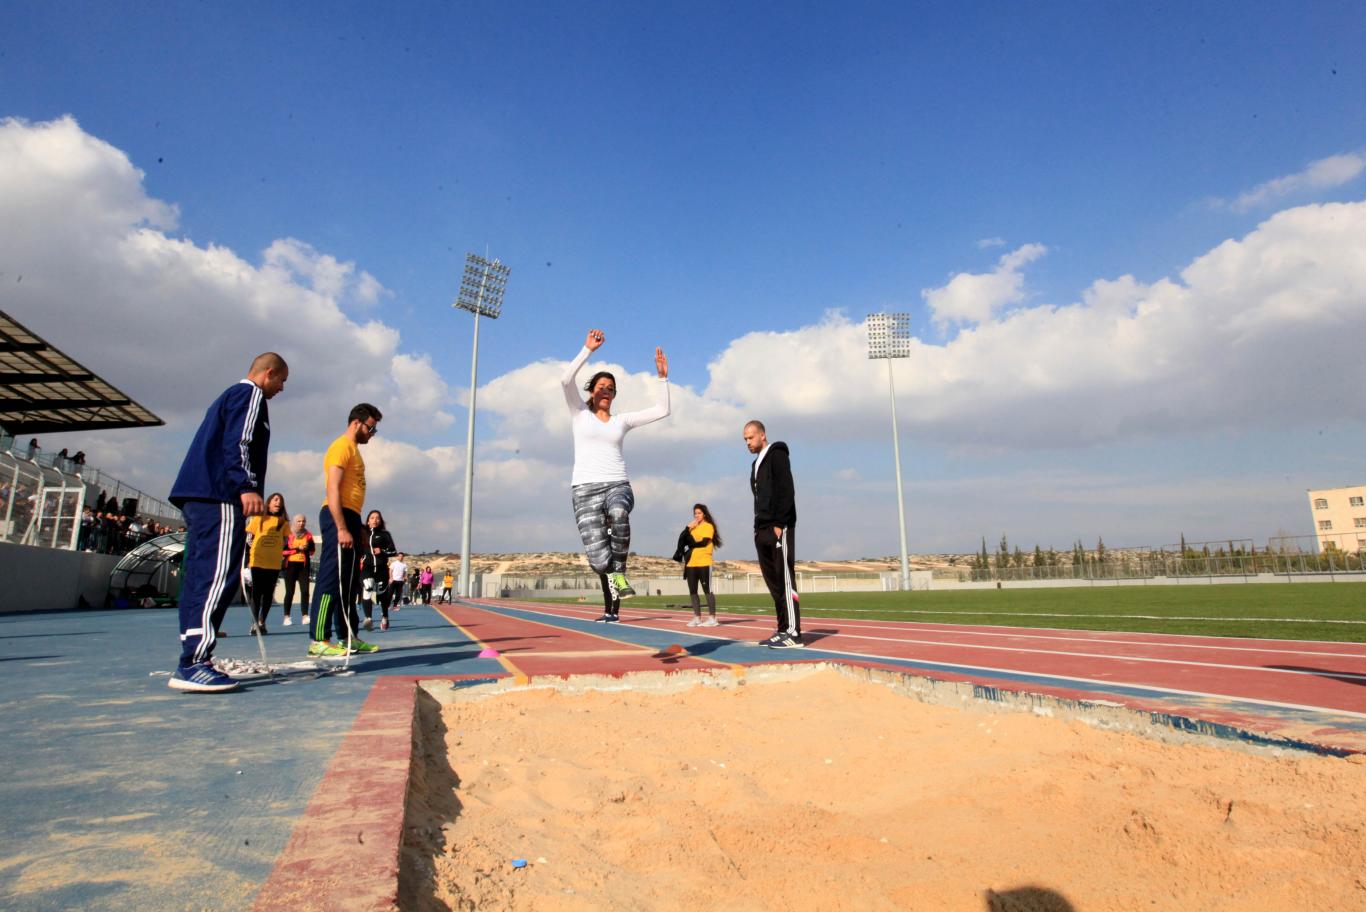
[170,380,270,506]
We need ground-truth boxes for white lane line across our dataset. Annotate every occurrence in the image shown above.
[496,601,1366,721]
[497,601,1366,684]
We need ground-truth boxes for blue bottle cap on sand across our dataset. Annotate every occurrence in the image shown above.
[511,859,527,869]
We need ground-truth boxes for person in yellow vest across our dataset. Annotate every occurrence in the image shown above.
[684,503,722,627]
[441,570,454,603]
[308,403,382,657]
[245,492,289,634]
[280,513,315,627]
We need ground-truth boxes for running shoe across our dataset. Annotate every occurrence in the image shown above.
[349,638,380,654]
[168,661,239,693]
[754,633,783,647]
[609,572,636,599]
[302,614,310,624]
[308,641,349,658]
[770,635,805,649]
[363,618,374,631]
[605,613,620,623]
[701,617,719,627]
[282,615,293,627]
[686,616,703,627]
[380,619,389,631]
[594,614,613,622]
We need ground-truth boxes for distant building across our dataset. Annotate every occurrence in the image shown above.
[1307,484,1366,552]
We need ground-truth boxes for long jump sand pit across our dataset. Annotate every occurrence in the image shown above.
[400,665,1366,911]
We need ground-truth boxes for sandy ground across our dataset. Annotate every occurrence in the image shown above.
[400,667,1366,912]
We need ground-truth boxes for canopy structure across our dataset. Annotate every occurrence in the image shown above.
[109,532,185,603]
[0,310,163,434]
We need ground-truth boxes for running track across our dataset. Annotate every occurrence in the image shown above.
[447,597,1366,754]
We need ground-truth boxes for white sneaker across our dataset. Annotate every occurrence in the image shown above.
[282,616,293,627]
[701,617,719,627]
[302,615,310,624]
[686,617,702,627]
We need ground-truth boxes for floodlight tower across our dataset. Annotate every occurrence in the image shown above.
[866,313,912,591]
[453,253,511,598]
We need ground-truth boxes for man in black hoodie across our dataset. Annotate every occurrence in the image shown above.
[744,420,803,648]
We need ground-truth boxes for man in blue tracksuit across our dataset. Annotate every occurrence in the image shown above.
[167,353,289,692]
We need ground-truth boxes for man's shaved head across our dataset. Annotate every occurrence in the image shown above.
[249,352,288,374]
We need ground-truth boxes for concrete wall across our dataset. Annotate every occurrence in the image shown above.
[0,542,121,613]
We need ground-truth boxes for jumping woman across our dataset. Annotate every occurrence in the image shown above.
[562,328,669,613]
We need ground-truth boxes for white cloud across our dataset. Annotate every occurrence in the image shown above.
[1226,152,1366,213]
[975,236,1006,249]
[9,116,1366,559]
[921,243,1048,328]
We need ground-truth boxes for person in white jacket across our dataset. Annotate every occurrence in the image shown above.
[562,328,670,605]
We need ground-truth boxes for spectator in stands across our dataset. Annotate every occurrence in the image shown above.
[26,438,39,459]
[280,513,315,627]
[73,451,86,466]
[76,505,94,550]
[167,351,288,693]
[245,492,289,635]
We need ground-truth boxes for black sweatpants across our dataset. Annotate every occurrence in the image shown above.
[281,561,310,617]
[755,525,799,636]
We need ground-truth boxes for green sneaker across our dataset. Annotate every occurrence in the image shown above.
[348,638,380,654]
[609,572,636,599]
[308,641,349,658]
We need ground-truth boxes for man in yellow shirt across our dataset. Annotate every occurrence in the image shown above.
[308,403,382,657]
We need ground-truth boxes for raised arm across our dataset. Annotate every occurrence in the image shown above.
[561,329,604,413]
[622,347,671,429]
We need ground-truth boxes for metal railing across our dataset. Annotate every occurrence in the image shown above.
[0,437,181,553]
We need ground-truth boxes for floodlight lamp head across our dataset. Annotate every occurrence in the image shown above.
[866,312,912,360]
[452,252,511,319]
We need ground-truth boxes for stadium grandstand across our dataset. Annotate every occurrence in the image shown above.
[0,309,175,611]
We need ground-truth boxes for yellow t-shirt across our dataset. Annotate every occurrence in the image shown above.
[687,521,715,568]
[322,433,366,513]
[443,572,454,588]
[246,514,288,570]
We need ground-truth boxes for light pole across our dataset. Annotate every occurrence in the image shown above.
[453,253,510,598]
[866,312,912,591]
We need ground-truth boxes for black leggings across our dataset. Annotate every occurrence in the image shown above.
[597,573,620,617]
[250,567,280,626]
[281,562,310,616]
[685,565,716,614]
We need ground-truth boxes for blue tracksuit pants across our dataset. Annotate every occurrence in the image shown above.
[176,499,246,668]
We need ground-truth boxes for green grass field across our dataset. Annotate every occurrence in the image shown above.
[551,583,1366,642]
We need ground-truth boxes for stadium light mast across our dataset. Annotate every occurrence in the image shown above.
[866,312,912,592]
[453,253,511,599]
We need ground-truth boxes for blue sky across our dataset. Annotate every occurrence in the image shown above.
[4,2,1365,559]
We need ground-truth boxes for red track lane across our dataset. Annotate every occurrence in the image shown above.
[435,600,738,678]
[483,598,1366,723]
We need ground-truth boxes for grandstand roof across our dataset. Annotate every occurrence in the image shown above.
[0,310,163,434]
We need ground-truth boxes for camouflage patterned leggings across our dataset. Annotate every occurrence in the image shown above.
[571,481,634,574]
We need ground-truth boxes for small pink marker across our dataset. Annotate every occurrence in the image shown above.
[478,648,499,658]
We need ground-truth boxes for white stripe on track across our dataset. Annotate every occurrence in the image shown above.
[474,600,1366,720]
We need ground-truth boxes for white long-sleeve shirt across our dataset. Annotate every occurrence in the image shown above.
[562,346,670,486]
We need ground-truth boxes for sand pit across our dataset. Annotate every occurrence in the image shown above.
[400,666,1366,911]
